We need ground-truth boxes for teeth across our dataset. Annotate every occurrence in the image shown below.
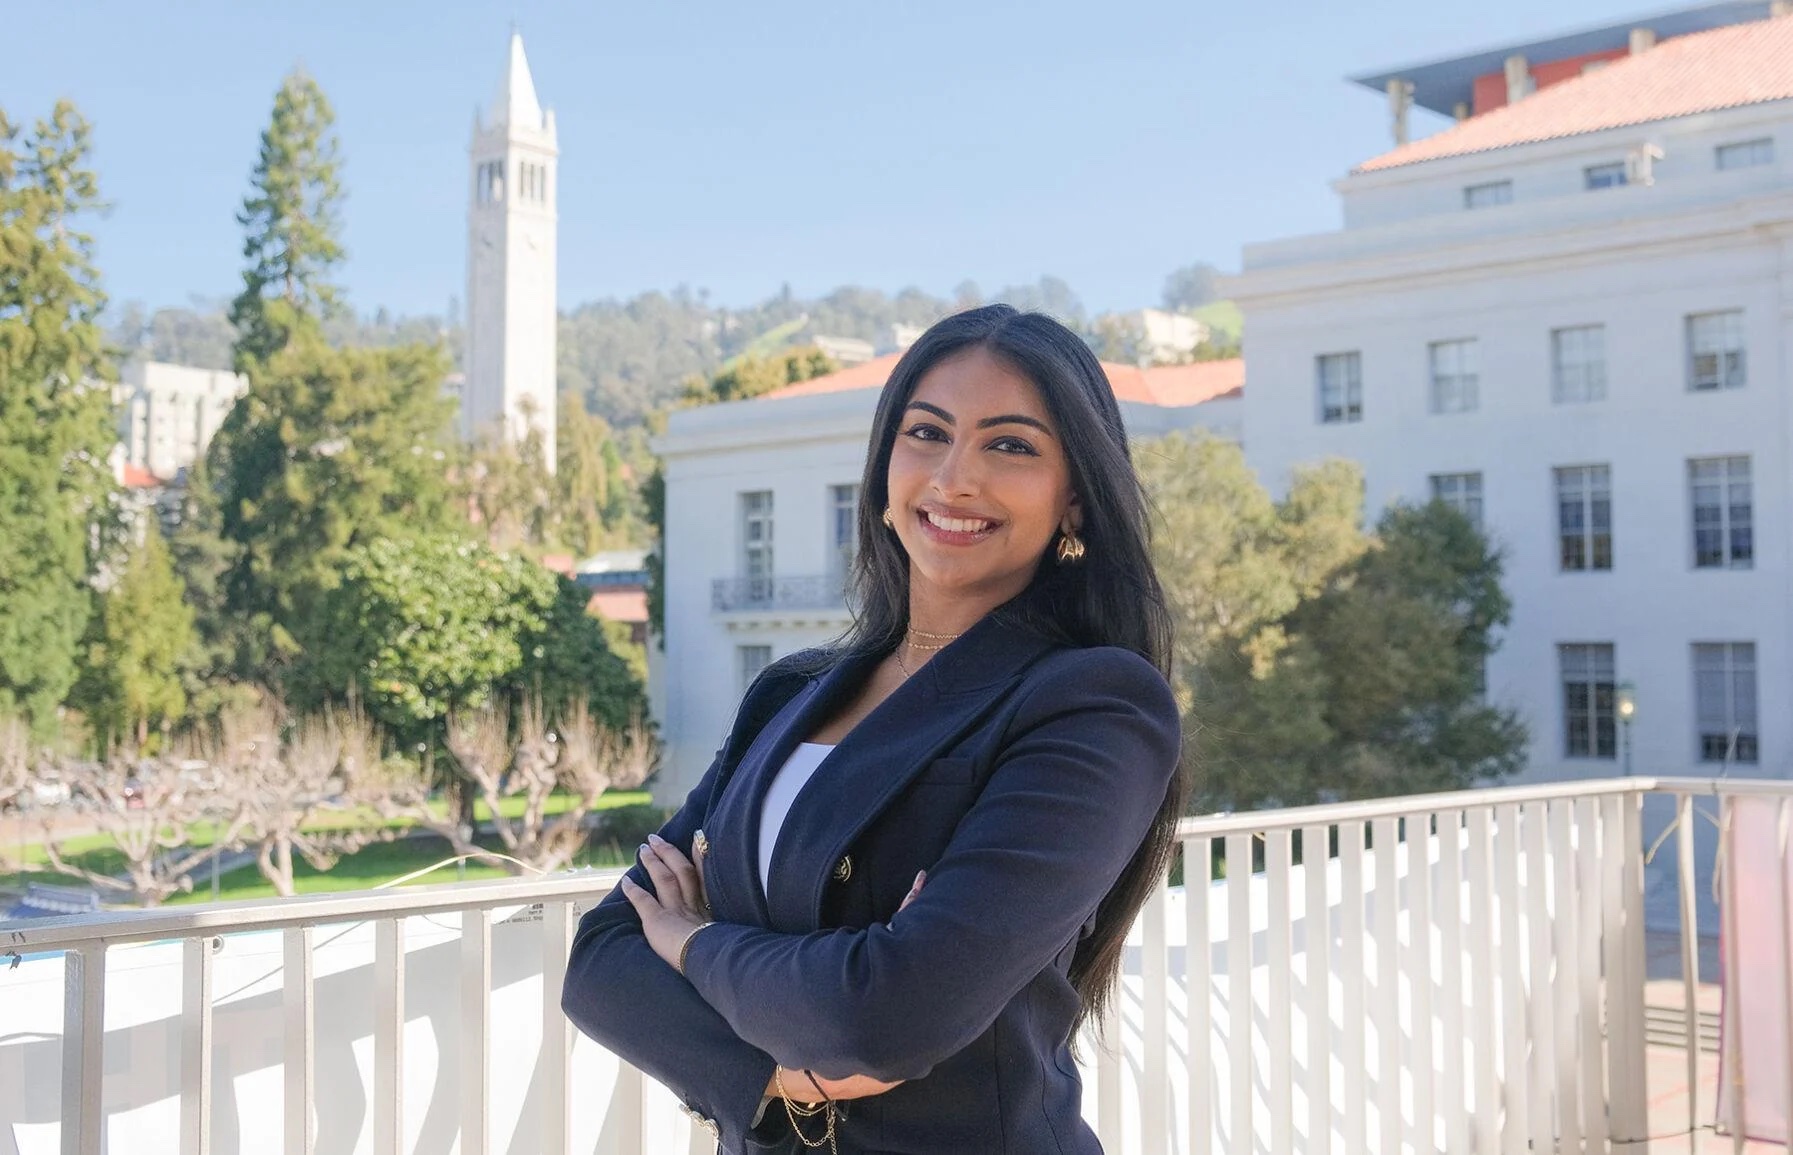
[926,511,993,534]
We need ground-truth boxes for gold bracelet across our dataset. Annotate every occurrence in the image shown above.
[774,1068,837,1151]
[674,921,715,975]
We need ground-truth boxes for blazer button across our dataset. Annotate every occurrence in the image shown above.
[833,854,853,883]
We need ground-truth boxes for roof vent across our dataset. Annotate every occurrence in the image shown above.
[1629,27,1656,53]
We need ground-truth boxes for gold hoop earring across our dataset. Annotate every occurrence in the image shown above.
[1056,531,1086,564]
[882,507,896,529]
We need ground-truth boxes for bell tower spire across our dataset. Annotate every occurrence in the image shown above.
[464,31,558,469]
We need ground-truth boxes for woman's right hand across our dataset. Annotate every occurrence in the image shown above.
[768,1067,904,1102]
[764,872,926,1105]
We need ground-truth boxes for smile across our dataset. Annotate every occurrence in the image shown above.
[918,509,1001,542]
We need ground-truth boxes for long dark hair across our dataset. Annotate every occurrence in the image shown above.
[840,303,1184,1035]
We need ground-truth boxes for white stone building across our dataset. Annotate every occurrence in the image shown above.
[1230,6,1793,785]
[113,360,247,482]
[463,33,559,468]
[648,353,1244,802]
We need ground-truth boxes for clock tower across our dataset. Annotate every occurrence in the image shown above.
[465,32,558,469]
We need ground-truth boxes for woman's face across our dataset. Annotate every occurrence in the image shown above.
[886,346,1079,612]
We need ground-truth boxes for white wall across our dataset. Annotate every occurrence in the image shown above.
[1233,109,1793,786]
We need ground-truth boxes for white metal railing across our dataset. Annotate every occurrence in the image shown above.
[5,775,1790,1154]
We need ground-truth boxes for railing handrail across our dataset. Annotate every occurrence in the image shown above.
[1,866,628,952]
[1175,773,1793,839]
[12,774,1789,950]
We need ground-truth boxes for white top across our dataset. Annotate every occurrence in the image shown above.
[757,742,836,889]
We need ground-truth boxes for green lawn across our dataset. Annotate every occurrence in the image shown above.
[164,833,636,905]
[4,790,655,901]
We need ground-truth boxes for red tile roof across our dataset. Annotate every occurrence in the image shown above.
[587,589,648,624]
[762,353,1243,409]
[119,464,160,489]
[1357,16,1793,173]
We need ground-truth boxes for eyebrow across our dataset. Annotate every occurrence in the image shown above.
[905,401,1056,437]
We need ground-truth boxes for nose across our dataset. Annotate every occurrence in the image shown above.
[931,438,983,499]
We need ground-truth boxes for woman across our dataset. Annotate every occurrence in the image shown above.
[561,304,1184,1153]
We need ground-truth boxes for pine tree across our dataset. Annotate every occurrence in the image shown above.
[0,102,118,730]
[71,522,198,748]
[227,70,344,371]
[209,73,459,663]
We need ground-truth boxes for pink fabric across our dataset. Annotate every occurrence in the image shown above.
[1716,795,1793,1142]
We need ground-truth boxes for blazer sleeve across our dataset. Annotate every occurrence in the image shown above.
[680,647,1181,1083]
[561,771,779,1143]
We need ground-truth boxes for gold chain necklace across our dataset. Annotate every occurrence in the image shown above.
[894,628,962,679]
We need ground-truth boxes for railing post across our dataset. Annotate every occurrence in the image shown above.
[1185,837,1214,1155]
[1372,816,1399,1153]
[1264,829,1293,1155]
[1621,792,1650,1150]
[461,907,492,1155]
[283,926,315,1155]
[181,935,215,1155]
[1140,882,1170,1154]
[1225,832,1252,1155]
[1300,824,1331,1155]
[373,918,405,1155]
[539,901,573,1155]
[1676,794,1702,1146]
[60,944,105,1155]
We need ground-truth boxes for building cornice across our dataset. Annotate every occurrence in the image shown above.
[1230,189,1793,307]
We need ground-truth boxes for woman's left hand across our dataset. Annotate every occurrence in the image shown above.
[621,832,713,971]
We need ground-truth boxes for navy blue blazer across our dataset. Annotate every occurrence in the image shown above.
[561,613,1181,1153]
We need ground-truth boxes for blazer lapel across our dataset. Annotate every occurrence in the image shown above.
[702,648,884,925]
[763,616,1058,930]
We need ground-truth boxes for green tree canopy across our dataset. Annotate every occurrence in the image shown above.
[299,536,641,739]
[71,522,198,748]
[228,69,344,370]
[678,345,838,407]
[0,102,118,729]
[1140,432,1525,811]
[210,327,460,655]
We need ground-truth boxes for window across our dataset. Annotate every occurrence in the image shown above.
[1687,311,1746,391]
[1584,162,1629,190]
[1429,471,1484,531]
[738,645,772,694]
[1689,456,1752,569]
[1693,643,1759,764]
[829,483,859,587]
[1716,138,1774,170]
[1555,465,1612,571]
[1316,352,1362,424]
[1464,181,1513,209]
[1560,644,1617,759]
[477,160,505,204]
[740,490,774,598]
[1428,339,1479,414]
[1551,325,1606,403]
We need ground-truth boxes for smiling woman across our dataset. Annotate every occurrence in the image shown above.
[561,305,1184,1154]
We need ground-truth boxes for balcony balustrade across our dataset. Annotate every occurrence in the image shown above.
[710,574,846,614]
[2,775,1787,1153]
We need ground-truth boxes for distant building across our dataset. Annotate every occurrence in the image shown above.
[810,335,876,366]
[1232,4,1793,784]
[463,33,559,469]
[113,360,247,482]
[1137,308,1211,363]
[647,354,1243,803]
[577,549,650,645]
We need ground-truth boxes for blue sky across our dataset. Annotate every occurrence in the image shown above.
[4,0,1653,317]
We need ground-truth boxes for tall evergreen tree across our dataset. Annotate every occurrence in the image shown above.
[217,327,459,655]
[227,70,344,371]
[209,73,459,664]
[0,102,118,730]
[71,522,198,748]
